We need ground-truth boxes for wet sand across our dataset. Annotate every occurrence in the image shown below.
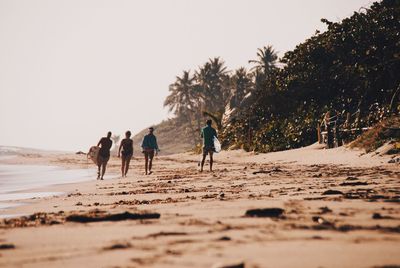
[0,145,399,268]
[0,164,103,210]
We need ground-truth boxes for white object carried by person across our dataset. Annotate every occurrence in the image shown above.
[213,136,221,153]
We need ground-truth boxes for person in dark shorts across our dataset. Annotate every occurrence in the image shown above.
[118,130,134,178]
[200,119,218,172]
[141,127,159,175]
[97,131,113,180]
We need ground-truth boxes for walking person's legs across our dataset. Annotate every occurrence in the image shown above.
[200,149,207,172]
[209,151,214,172]
[97,164,101,179]
[124,156,132,176]
[148,151,154,174]
[121,157,126,177]
[144,152,149,175]
[99,156,109,180]
[101,163,107,180]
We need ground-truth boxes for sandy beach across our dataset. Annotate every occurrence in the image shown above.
[0,145,399,268]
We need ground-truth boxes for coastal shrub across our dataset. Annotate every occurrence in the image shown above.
[350,115,400,152]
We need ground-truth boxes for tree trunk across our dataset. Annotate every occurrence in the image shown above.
[389,83,400,114]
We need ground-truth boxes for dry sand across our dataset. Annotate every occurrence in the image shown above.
[0,144,399,268]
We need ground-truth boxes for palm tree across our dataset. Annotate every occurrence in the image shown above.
[164,70,197,117]
[164,70,200,145]
[248,45,278,77]
[231,67,253,107]
[195,57,230,114]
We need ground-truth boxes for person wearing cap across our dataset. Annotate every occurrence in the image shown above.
[141,127,159,175]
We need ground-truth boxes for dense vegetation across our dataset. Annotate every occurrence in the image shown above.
[162,0,399,153]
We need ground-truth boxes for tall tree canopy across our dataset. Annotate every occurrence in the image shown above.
[164,0,399,152]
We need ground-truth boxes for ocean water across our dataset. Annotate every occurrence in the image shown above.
[0,163,99,217]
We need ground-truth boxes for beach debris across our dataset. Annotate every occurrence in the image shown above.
[336,225,400,233]
[147,231,187,238]
[322,190,344,195]
[252,167,282,175]
[312,216,334,228]
[388,157,400,163]
[384,198,400,203]
[217,236,231,241]
[372,213,394,220]
[245,208,284,218]
[319,206,332,214]
[66,211,160,223]
[212,261,245,268]
[68,193,82,197]
[339,181,368,186]
[312,173,323,178]
[369,195,387,200]
[1,209,161,228]
[103,243,132,250]
[311,235,326,240]
[75,202,83,206]
[292,221,400,233]
[0,244,15,250]
[0,212,66,228]
[165,249,182,255]
[202,194,219,199]
[113,198,182,206]
[345,176,359,181]
[304,197,326,201]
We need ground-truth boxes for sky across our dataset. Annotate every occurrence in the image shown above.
[0,0,373,151]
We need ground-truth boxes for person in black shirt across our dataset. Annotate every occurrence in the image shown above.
[118,130,134,177]
[97,131,113,180]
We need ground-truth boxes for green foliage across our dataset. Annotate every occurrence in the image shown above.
[164,57,232,139]
[223,0,400,153]
[163,0,400,154]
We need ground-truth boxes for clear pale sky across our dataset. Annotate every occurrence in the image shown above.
[0,0,373,151]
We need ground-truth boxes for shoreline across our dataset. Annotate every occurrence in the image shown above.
[0,158,119,218]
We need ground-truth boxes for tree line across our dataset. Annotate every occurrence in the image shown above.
[164,0,400,152]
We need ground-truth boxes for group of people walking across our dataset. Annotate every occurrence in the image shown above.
[94,120,218,180]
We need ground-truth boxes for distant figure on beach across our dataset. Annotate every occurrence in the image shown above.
[141,127,159,175]
[118,131,134,178]
[200,119,218,172]
[97,131,113,180]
